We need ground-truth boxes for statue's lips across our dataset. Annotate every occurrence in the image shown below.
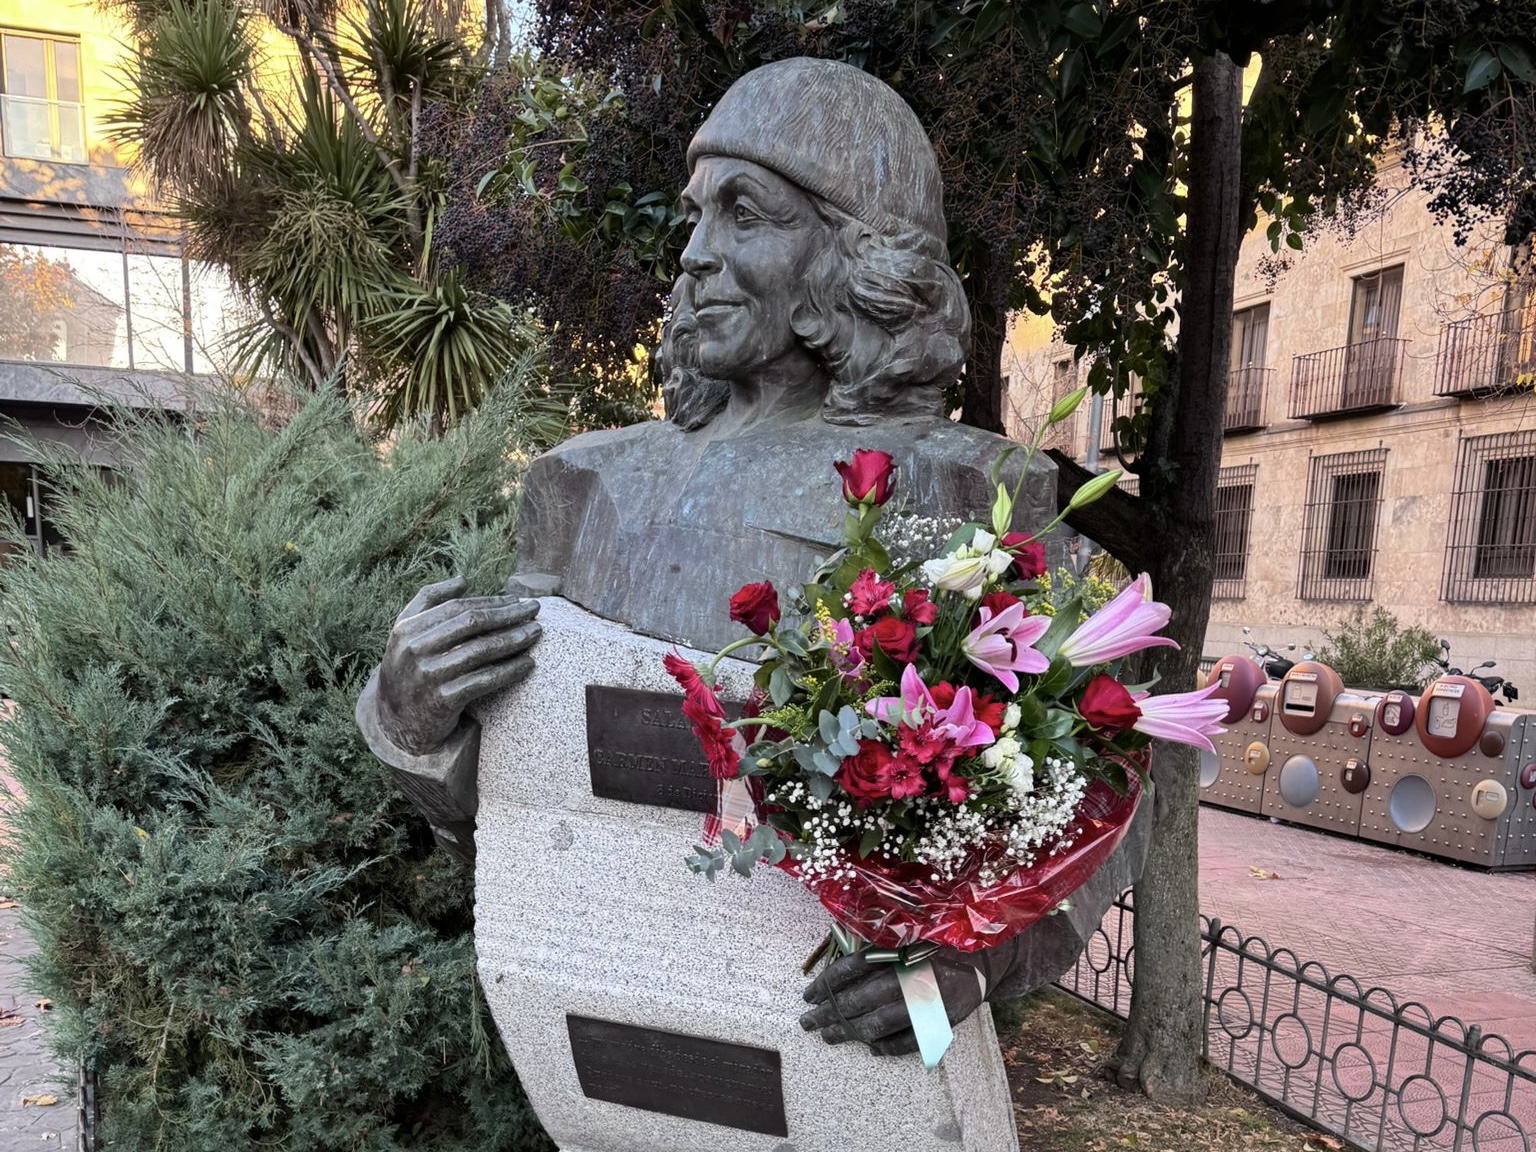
[694,300,745,321]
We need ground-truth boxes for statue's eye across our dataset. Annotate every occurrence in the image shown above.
[733,202,758,224]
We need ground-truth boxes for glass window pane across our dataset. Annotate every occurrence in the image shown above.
[4,36,47,98]
[188,261,244,374]
[127,251,192,371]
[0,243,129,367]
[51,40,79,103]
[0,461,36,558]
[3,94,52,160]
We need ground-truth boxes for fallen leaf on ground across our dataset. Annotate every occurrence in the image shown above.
[0,1008,23,1027]
[0,898,18,909]
[1248,866,1280,880]
[34,998,51,1010]
[21,1094,58,1106]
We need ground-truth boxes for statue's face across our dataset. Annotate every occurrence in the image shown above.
[678,156,831,384]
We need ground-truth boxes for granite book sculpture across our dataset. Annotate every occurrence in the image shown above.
[356,57,1170,1152]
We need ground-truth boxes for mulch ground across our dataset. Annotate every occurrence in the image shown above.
[997,989,1346,1152]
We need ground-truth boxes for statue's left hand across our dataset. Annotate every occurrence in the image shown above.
[798,946,994,1056]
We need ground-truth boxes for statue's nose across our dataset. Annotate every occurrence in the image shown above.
[680,220,722,276]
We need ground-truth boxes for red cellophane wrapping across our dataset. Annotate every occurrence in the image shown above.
[780,771,1142,953]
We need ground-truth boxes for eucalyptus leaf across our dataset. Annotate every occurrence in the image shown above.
[769,666,793,707]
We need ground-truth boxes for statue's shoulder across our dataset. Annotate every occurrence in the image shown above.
[532,418,682,474]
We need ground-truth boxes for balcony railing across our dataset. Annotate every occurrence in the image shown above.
[1433,308,1536,398]
[1288,337,1407,420]
[0,94,85,164]
[1224,365,1271,433]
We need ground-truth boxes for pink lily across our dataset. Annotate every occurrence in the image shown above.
[826,617,865,679]
[961,601,1050,692]
[1058,573,1178,667]
[1131,684,1229,753]
[868,665,995,748]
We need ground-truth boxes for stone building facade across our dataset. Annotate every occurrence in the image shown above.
[1003,159,1536,692]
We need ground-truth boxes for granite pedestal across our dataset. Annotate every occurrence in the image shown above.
[472,597,1021,1152]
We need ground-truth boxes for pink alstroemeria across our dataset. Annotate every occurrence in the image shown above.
[868,665,995,748]
[961,601,1051,692]
[1131,684,1229,753]
[1058,573,1178,667]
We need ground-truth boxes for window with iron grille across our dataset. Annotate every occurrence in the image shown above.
[1442,430,1536,603]
[1299,449,1387,601]
[1212,464,1256,599]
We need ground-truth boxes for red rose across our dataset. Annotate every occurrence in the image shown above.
[1079,673,1143,732]
[901,588,937,624]
[980,590,1021,618]
[835,739,896,802]
[663,653,740,779]
[856,616,919,664]
[1002,532,1047,579]
[729,580,780,635]
[848,568,896,617]
[834,449,896,506]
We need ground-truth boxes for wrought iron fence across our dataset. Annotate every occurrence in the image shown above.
[1226,365,1273,433]
[1290,338,1408,419]
[1059,892,1536,1152]
[1434,310,1536,399]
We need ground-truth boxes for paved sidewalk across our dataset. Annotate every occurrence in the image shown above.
[1199,805,1536,1054]
[0,902,76,1148]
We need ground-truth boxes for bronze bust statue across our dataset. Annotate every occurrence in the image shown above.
[356,58,1138,1059]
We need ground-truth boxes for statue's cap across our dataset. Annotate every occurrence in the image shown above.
[686,58,946,254]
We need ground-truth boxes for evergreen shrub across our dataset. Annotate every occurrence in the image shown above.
[0,379,557,1151]
[1315,607,1440,691]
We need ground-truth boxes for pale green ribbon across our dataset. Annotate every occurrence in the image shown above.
[829,925,954,1071]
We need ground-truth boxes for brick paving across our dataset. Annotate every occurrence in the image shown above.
[0,902,76,1149]
[1199,806,1536,1054]
[1197,806,1536,1151]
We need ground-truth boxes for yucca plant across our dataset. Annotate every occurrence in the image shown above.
[108,0,525,431]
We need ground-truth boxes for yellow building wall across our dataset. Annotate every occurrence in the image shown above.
[0,0,150,205]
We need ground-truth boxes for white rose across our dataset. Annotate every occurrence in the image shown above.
[1005,752,1036,795]
[980,735,1020,770]
[1003,703,1022,730]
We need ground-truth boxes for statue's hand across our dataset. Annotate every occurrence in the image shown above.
[376,577,542,754]
[799,944,999,1056]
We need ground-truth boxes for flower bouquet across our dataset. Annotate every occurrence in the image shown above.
[664,390,1226,1065]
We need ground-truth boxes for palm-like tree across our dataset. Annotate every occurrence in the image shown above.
[110,0,529,429]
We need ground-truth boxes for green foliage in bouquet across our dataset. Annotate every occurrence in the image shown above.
[0,379,555,1151]
[672,389,1226,908]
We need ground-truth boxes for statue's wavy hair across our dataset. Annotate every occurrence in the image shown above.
[661,196,970,428]
[795,199,970,424]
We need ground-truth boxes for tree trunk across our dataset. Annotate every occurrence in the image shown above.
[961,246,1007,432]
[1103,50,1243,1106]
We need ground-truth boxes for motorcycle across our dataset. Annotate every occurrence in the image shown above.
[1240,627,1312,681]
[1433,639,1520,704]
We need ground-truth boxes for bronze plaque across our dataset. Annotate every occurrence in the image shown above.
[566,1014,787,1136]
[584,685,731,812]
